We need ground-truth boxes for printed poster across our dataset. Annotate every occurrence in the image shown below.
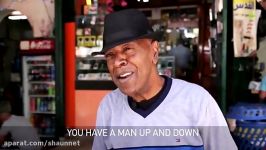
[233,0,261,57]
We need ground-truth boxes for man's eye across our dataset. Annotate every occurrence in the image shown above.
[125,47,132,51]
[124,47,134,54]
[105,53,114,59]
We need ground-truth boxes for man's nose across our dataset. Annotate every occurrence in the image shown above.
[114,54,127,67]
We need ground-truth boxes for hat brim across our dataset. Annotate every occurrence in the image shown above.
[91,31,163,56]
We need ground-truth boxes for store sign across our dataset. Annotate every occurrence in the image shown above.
[233,0,261,57]
[20,39,55,51]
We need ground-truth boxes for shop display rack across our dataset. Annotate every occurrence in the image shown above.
[22,56,56,137]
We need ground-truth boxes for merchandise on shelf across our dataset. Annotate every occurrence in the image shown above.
[76,57,111,81]
[22,55,56,137]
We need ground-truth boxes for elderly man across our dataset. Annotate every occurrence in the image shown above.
[92,9,237,150]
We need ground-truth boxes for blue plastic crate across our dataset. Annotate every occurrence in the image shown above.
[226,103,266,120]
[226,103,266,150]
[233,121,266,150]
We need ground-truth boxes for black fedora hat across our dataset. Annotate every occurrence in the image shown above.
[92,9,162,56]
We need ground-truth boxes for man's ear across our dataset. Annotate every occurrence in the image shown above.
[151,40,159,64]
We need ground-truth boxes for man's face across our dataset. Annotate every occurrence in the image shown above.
[105,39,159,98]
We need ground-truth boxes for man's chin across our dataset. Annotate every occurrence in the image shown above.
[118,86,136,97]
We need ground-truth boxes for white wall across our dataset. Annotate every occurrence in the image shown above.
[0,0,54,37]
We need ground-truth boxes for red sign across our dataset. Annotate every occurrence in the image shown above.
[20,39,55,51]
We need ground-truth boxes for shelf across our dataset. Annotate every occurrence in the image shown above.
[76,70,108,73]
[31,111,56,114]
[28,64,54,67]
[76,56,105,61]
[28,80,54,82]
[23,55,57,138]
[29,81,55,84]
[77,78,111,81]
[78,68,91,70]
[29,95,55,98]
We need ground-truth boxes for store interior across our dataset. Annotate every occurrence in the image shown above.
[0,0,266,149]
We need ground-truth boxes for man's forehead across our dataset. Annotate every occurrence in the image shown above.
[105,38,152,53]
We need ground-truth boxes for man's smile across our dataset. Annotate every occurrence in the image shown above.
[116,71,134,83]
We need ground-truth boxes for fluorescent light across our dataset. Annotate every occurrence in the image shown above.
[8,15,27,20]
[11,11,22,15]
[143,0,149,2]
[166,29,172,33]
[166,45,171,51]
[209,9,213,21]
[218,0,223,12]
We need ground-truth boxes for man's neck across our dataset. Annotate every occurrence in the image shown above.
[132,75,165,102]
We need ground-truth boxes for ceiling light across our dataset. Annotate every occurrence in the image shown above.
[143,0,149,2]
[8,15,27,20]
[166,29,172,33]
[209,9,213,21]
[11,11,22,15]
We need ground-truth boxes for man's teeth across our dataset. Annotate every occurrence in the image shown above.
[119,72,132,78]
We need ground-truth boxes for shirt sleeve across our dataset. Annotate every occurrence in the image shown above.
[260,76,266,91]
[92,100,108,150]
[198,92,238,150]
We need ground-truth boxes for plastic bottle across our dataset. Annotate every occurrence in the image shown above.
[36,98,41,111]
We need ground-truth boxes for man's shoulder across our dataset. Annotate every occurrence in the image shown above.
[99,89,126,107]
[170,78,212,103]
[104,88,125,99]
[171,78,207,93]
